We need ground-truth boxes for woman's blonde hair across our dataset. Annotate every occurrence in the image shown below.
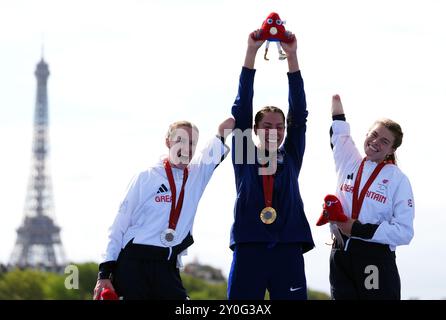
[166,121,199,140]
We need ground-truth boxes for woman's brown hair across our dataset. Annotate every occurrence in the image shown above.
[373,118,403,164]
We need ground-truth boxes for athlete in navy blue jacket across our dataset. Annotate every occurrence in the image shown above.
[227,30,314,300]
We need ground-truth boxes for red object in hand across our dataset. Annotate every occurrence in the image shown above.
[316,194,348,226]
[100,288,119,300]
[254,12,293,43]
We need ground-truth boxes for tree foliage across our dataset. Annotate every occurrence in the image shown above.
[0,263,329,300]
[181,273,227,299]
[0,263,97,300]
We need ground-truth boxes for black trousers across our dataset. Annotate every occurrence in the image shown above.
[329,238,401,300]
[112,236,193,300]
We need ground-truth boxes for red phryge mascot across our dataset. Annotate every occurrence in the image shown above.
[252,12,293,61]
[98,288,119,300]
[316,194,348,226]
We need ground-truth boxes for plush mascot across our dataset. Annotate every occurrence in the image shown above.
[316,194,348,226]
[99,288,119,300]
[252,12,293,60]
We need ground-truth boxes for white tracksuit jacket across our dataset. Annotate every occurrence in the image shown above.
[103,136,228,265]
[331,120,414,251]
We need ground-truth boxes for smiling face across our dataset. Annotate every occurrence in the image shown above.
[254,110,285,151]
[364,123,396,163]
[165,123,199,169]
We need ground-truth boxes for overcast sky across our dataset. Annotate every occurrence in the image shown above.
[1,0,445,299]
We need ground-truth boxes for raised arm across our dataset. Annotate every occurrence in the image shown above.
[188,117,234,188]
[281,33,299,73]
[244,29,265,69]
[231,31,265,132]
[329,95,362,176]
[218,117,236,141]
[331,94,345,117]
[282,33,308,166]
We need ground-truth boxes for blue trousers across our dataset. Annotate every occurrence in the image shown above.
[228,243,307,300]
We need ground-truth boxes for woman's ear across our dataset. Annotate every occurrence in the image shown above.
[165,137,170,149]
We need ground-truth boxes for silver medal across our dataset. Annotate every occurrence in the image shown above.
[160,228,176,246]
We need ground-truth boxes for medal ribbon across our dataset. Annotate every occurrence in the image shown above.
[262,171,274,209]
[164,159,189,230]
[351,158,386,219]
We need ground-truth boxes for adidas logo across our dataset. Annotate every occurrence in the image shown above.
[157,184,168,194]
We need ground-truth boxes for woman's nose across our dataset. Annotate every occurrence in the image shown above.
[371,138,384,147]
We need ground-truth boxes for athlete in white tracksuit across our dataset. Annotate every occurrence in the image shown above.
[93,119,233,300]
[328,94,414,300]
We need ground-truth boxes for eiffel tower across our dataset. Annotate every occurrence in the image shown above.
[9,56,66,271]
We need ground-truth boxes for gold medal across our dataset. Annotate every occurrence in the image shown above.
[260,207,277,224]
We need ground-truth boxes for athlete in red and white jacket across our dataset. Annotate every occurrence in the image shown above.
[93,118,233,300]
[328,94,414,300]
[103,135,228,265]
